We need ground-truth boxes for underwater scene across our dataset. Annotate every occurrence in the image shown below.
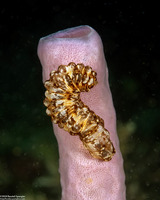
[0,1,159,200]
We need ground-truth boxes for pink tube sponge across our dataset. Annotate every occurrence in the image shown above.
[38,25,126,200]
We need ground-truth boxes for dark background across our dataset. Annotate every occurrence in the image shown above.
[0,0,159,199]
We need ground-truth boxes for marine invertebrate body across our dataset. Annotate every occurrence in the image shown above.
[44,62,115,161]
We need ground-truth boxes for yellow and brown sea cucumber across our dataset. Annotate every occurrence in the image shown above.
[44,62,115,161]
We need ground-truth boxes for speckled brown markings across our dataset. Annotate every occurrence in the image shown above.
[44,62,116,161]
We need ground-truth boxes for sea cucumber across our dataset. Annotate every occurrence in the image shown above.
[44,62,116,161]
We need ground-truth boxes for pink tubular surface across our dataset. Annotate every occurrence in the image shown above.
[38,25,126,200]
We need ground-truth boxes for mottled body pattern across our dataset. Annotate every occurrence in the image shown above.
[44,62,115,161]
